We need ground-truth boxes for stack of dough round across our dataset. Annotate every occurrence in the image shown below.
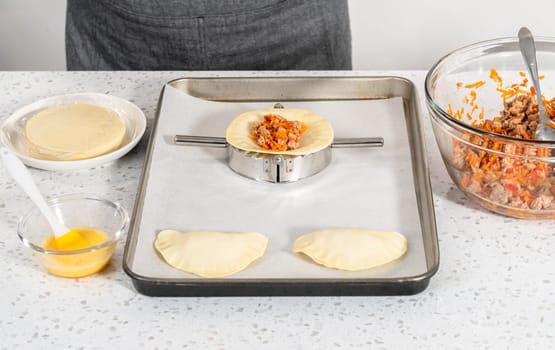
[24,103,126,161]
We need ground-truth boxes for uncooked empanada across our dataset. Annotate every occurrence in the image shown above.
[154,230,268,278]
[225,108,334,156]
[293,228,407,271]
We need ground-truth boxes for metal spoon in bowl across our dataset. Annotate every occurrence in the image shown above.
[0,147,70,237]
[518,27,555,140]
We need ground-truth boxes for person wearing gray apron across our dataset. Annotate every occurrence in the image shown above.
[65,0,352,70]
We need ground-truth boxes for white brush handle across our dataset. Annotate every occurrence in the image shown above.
[0,147,69,236]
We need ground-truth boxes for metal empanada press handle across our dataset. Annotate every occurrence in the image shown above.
[173,135,384,183]
[173,135,384,148]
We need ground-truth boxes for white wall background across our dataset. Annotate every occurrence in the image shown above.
[0,0,553,71]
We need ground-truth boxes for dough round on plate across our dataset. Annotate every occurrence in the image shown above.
[24,103,126,161]
[293,228,408,271]
[225,108,334,155]
[154,230,268,278]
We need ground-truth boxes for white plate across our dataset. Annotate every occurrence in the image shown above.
[0,93,146,171]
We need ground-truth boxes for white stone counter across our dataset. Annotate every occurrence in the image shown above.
[0,71,554,349]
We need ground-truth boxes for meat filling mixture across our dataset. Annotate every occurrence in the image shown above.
[250,114,307,152]
[450,69,555,210]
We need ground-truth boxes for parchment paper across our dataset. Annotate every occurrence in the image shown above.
[128,84,428,280]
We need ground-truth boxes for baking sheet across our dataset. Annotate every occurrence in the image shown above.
[123,76,439,296]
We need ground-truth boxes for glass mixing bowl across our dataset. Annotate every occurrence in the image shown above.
[17,193,129,277]
[425,36,555,219]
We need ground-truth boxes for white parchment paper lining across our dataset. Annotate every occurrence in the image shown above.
[128,84,428,280]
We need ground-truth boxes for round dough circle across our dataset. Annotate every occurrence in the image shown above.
[24,103,126,161]
[225,108,334,155]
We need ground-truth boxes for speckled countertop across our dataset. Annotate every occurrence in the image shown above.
[1,71,554,349]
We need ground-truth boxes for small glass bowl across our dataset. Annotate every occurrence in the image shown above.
[17,193,129,277]
[425,36,555,219]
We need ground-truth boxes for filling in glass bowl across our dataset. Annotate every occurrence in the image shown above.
[448,69,555,212]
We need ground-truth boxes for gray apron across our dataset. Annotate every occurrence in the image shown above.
[66,0,352,70]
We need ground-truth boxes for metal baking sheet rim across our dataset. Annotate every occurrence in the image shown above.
[123,75,440,297]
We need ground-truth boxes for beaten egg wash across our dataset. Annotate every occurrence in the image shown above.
[42,227,113,278]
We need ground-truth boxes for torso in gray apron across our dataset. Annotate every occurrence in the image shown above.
[66,0,351,70]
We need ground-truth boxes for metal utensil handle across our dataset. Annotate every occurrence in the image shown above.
[174,135,384,148]
[174,135,228,147]
[518,27,548,119]
[332,137,384,148]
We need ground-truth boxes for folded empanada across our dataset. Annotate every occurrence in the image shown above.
[154,230,268,278]
[294,228,407,271]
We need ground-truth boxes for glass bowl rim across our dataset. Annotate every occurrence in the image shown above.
[425,35,555,146]
[17,193,129,255]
